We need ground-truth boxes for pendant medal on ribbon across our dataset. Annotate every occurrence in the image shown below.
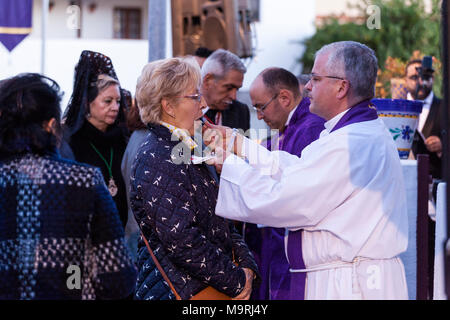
[89,143,118,197]
[108,177,118,197]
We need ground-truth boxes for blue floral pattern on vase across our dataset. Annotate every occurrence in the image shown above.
[372,98,423,160]
[389,125,414,143]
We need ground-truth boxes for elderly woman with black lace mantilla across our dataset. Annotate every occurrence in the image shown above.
[62,50,129,228]
[131,56,259,300]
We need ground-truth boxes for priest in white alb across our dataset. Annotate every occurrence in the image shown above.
[203,41,409,300]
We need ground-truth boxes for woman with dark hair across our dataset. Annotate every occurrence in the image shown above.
[0,73,137,300]
[62,50,129,227]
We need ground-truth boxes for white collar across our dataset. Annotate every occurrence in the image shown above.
[324,108,350,133]
[407,91,434,108]
[286,105,299,126]
[423,91,434,109]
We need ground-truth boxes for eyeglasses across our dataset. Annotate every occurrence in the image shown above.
[309,74,346,82]
[177,93,203,102]
[252,93,278,115]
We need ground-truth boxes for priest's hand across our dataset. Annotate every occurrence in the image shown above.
[425,135,442,155]
[203,122,233,173]
[205,146,226,174]
[203,121,244,156]
[232,268,254,300]
[202,121,232,152]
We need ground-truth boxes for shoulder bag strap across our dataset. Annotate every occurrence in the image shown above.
[140,231,182,300]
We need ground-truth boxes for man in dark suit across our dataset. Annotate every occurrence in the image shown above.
[200,49,250,237]
[200,49,250,133]
[405,58,442,179]
[405,58,441,298]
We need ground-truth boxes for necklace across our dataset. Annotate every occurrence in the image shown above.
[89,142,118,197]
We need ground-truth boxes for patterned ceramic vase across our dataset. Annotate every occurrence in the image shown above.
[372,98,423,159]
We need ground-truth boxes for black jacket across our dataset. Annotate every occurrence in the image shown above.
[411,95,442,179]
[66,121,129,227]
[205,100,250,132]
[0,153,136,299]
[131,124,259,300]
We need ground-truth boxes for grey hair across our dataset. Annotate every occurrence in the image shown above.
[96,74,120,93]
[201,48,247,80]
[315,41,378,100]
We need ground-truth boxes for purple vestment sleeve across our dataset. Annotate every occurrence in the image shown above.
[248,97,325,300]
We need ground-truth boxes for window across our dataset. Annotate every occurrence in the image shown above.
[113,8,142,39]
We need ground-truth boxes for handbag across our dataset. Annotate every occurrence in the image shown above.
[141,232,232,300]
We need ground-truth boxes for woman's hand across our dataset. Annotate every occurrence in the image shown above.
[232,268,254,300]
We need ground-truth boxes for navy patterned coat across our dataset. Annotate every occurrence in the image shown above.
[0,153,137,300]
[130,124,258,300]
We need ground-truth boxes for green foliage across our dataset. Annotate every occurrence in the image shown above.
[300,0,442,94]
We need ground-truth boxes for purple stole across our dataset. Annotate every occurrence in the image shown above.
[286,99,378,297]
[330,100,378,133]
[280,98,325,154]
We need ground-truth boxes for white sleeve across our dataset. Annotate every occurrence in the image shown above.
[241,137,303,179]
[216,136,355,229]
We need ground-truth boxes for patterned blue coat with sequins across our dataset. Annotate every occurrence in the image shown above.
[0,153,137,300]
[130,124,259,300]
